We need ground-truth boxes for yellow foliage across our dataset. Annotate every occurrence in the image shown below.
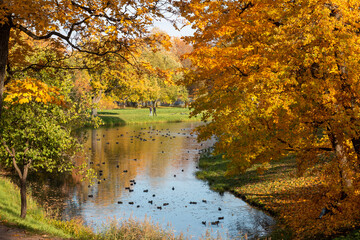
[179,0,360,237]
[4,78,65,106]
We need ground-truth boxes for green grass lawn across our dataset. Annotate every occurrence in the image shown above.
[97,107,201,126]
[0,176,74,238]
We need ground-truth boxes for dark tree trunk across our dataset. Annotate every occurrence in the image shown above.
[352,138,360,170]
[328,131,353,192]
[4,144,32,219]
[0,18,11,118]
[20,178,27,218]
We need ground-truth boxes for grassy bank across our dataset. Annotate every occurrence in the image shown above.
[0,176,74,238]
[196,154,360,239]
[0,175,187,240]
[97,107,200,126]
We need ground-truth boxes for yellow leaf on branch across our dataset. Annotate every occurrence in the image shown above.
[4,78,65,106]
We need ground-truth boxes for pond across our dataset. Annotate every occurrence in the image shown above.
[60,122,275,239]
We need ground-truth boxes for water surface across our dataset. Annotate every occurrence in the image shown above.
[62,122,275,239]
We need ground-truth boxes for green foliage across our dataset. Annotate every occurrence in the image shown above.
[140,47,189,104]
[0,102,78,173]
[334,229,360,240]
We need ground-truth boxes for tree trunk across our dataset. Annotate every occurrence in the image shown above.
[0,17,11,118]
[335,140,353,190]
[91,90,102,117]
[352,138,360,171]
[20,178,27,218]
[152,100,158,107]
[4,144,32,219]
[328,131,353,192]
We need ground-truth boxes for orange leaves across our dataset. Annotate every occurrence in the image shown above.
[4,78,65,106]
[179,1,360,237]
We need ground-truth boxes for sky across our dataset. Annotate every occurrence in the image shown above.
[152,19,195,38]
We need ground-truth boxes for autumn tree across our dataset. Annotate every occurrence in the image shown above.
[140,45,188,106]
[170,36,193,69]
[0,78,81,218]
[0,38,98,218]
[177,0,360,233]
[77,32,188,112]
[0,0,177,117]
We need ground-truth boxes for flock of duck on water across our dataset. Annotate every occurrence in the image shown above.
[87,127,223,227]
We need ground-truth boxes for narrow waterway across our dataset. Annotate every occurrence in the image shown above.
[61,122,275,239]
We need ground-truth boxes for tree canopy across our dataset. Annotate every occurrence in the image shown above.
[178,0,360,234]
[0,0,176,115]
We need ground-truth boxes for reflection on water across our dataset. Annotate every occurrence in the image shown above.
[60,122,275,239]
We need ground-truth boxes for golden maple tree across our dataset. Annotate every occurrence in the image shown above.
[177,0,360,237]
[0,0,175,116]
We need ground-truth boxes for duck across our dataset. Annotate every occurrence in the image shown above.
[211,221,220,225]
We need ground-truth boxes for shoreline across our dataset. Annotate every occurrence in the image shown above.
[195,154,360,240]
